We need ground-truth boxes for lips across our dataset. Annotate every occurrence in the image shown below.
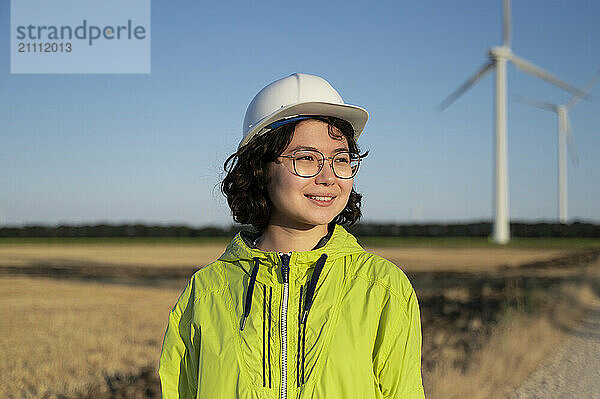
[304,194,337,206]
[306,195,334,201]
[305,193,336,200]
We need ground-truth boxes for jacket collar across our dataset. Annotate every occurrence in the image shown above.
[218,224,364,284]
[240,222,335,252]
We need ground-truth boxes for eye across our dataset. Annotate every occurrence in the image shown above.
[294,150,321,162]
[297,154,316,161]
[335,154,351,163]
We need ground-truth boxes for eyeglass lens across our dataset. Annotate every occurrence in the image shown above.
[293,150,360,178]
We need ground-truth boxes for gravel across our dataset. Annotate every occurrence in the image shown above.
[509,299,600,399]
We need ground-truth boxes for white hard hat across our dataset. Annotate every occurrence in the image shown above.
[239,73,368,149]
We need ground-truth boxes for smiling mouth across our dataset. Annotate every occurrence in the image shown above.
[305,194,336,202]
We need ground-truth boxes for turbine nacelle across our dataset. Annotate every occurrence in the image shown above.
[489,46,511,60]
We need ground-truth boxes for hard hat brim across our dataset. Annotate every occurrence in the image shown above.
[238,101,368,149]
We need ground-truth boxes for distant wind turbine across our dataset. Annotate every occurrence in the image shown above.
[516,70,600,224]
[437,0,588,244]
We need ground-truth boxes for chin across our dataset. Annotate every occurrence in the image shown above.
[300,212,340,228]
[271,200,346,229]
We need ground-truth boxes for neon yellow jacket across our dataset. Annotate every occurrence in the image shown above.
[159,224,425,398]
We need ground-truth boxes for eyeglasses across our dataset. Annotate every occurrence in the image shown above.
[278,149,361,179]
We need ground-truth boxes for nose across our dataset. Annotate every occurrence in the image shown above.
[315,158,336,185]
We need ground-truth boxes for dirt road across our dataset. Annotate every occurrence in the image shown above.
[509,299,600,399]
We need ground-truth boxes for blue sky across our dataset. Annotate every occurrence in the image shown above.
[1,0,599,227]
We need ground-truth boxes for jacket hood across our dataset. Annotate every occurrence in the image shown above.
[218,224,364,266]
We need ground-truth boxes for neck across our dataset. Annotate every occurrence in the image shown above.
[257,223,329,253]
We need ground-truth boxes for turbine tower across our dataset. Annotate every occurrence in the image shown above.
[516,70,600,223]
[438,0,587,244]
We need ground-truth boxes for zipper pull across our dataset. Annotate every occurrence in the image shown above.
[279,252,291,284]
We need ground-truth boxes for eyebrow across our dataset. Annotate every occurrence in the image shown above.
[288,145,350,153]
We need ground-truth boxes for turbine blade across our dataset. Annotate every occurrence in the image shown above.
[514,95,557,112]
[565,115,579,166]
[509,54,590,99]
[503,0,511,47]
[436,61,495,111]
[566,69,600,109]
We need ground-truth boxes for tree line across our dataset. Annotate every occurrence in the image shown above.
[1,221,599,238]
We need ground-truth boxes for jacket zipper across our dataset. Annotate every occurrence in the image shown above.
[279,252,291,399]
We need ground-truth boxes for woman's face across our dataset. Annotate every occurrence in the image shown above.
[266,119,354,230]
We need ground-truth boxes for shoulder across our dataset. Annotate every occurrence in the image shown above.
[170,259,229,315]
[192,259,228,291]
[347,251,417,307]
[331,225,415,302]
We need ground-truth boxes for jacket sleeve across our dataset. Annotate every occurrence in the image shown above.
[373,286,425,399]
[158,278,200,399]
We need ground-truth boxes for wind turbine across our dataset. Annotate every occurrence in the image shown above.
[438,0,588,244]
[516,70,600,224]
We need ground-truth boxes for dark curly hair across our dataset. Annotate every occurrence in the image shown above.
[221,116,368,231]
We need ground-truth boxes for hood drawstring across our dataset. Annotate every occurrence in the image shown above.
[240,257,260,331]
[240,253,328,388]
[298,253,328,386]
[241,253,328,331]
[301,253,328,324]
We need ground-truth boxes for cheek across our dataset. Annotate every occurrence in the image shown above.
[266,165,298,202]
[336,180,354,209]
[265,166,281,201]
[340,180,354,197]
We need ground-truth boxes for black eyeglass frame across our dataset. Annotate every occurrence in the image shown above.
[277,149,362,179]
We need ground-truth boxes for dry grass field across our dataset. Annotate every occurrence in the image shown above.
[0,241,569,272]
[0,277,180,398]
[423,268,600,399]
[0,244,227,268]
[369,247,568,272]
[0,239,598,398]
